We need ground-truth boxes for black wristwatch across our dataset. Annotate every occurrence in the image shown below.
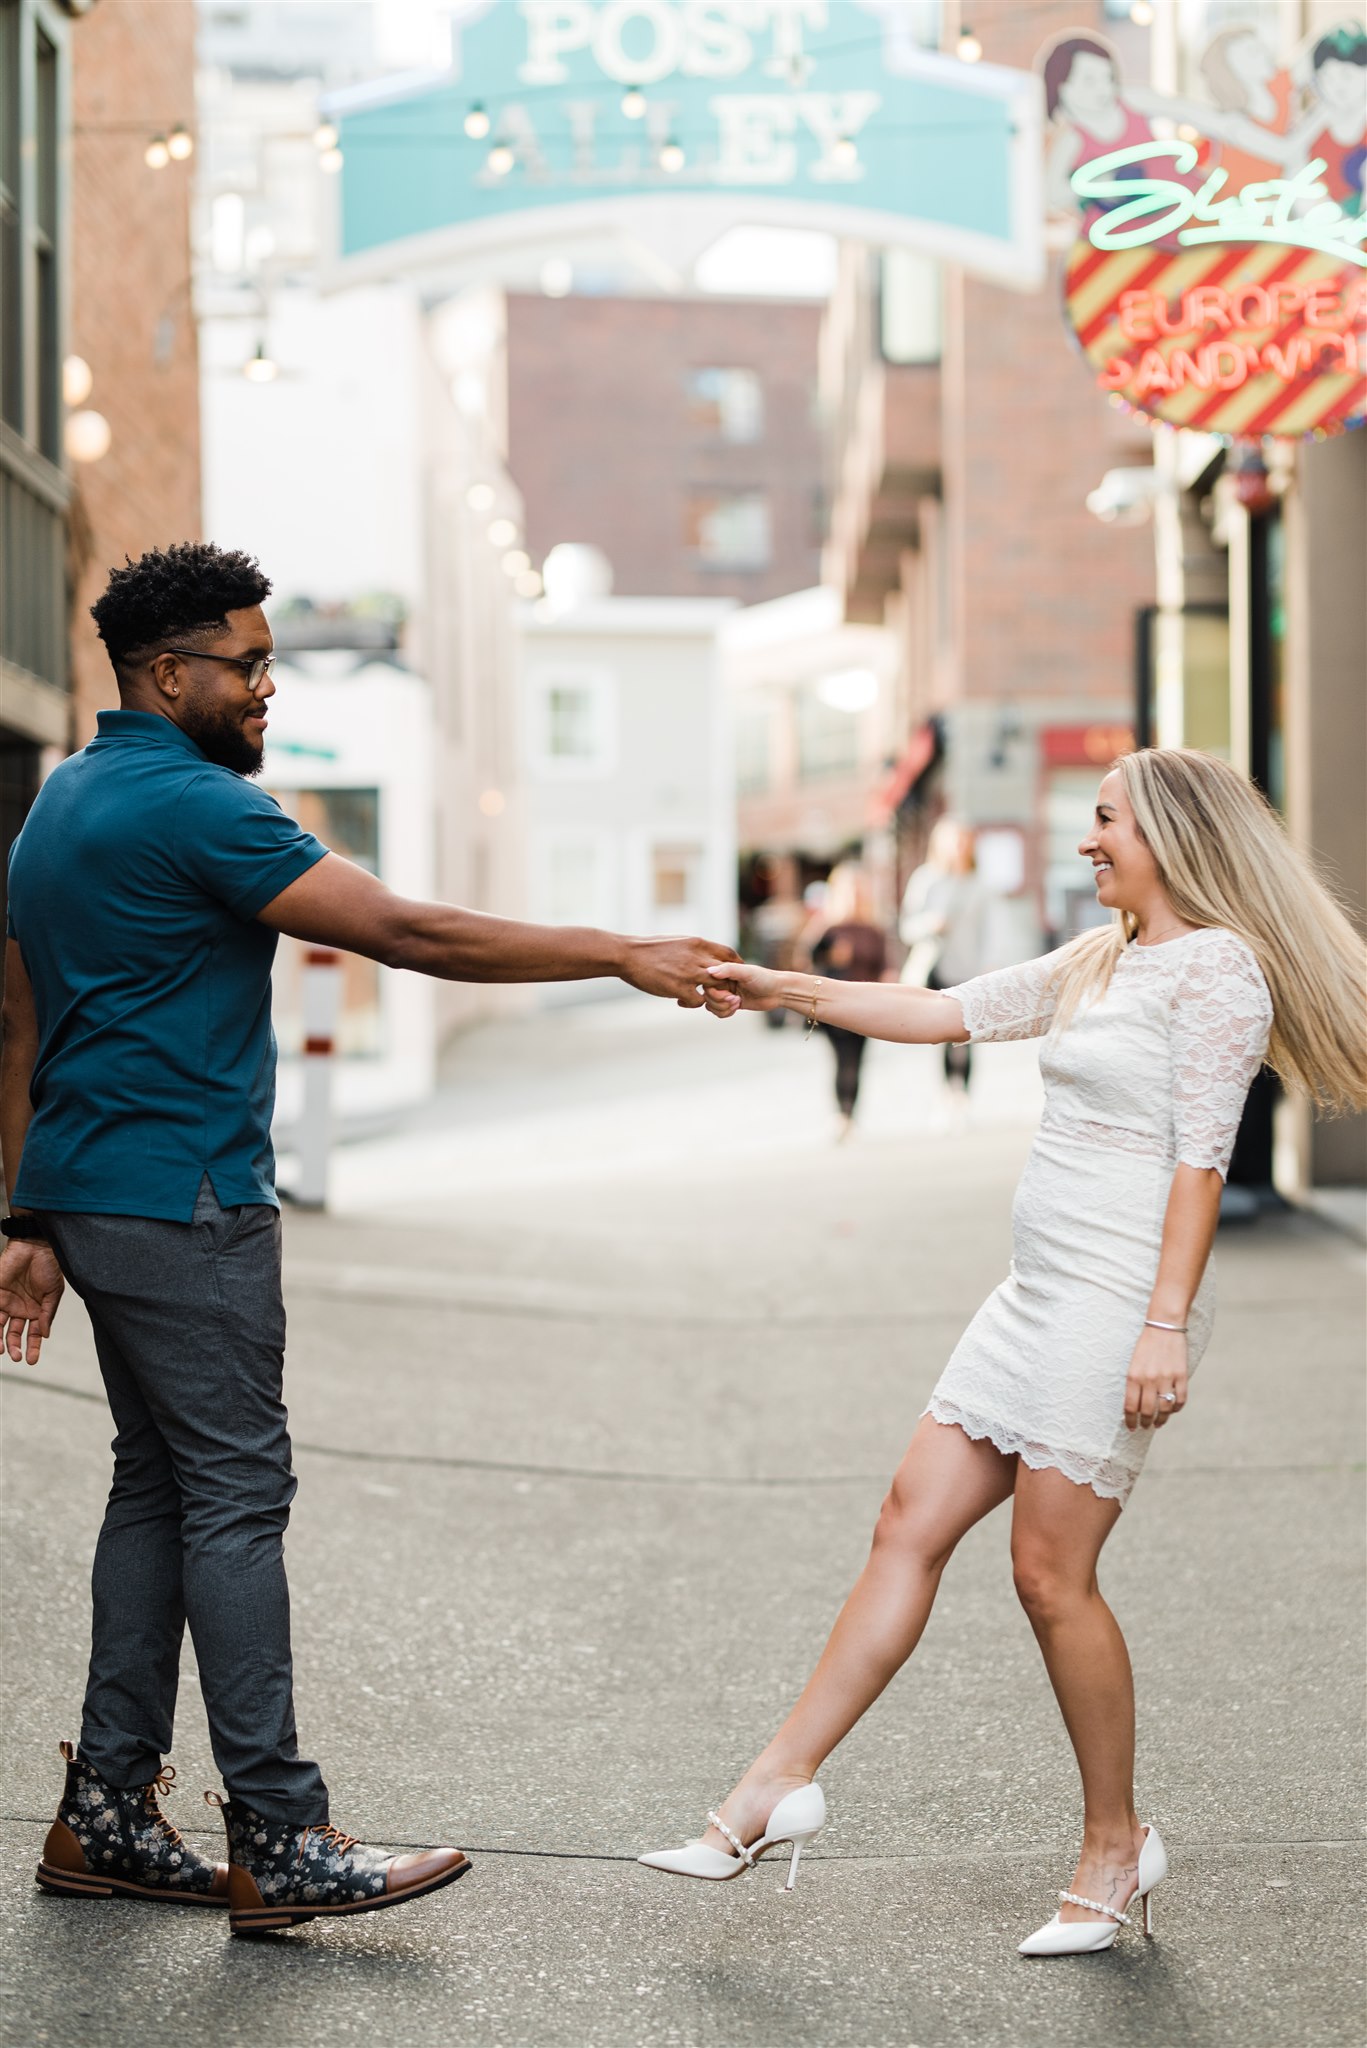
[1,1216,49,1242]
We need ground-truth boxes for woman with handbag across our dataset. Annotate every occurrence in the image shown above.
[639,749,1366,1954]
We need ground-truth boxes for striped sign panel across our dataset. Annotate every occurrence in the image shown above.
[1063,236,1366,440]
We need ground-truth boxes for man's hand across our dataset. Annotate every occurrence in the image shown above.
[0,1239,65,1366]
[620,937,741,1012]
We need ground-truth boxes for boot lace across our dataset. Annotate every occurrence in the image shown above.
[143,1764,184,1848]
[300,1823,360,1863]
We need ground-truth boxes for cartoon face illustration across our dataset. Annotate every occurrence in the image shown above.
[1311,27,1367,115]
[1056,48,1120,124]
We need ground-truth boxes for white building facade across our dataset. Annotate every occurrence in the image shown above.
[521,598,738,1004]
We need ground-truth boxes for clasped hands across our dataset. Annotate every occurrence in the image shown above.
[622,943,771,1017]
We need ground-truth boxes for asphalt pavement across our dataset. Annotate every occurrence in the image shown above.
[2,997,1363,2048]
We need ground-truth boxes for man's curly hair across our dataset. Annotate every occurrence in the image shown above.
[91,542,272,673]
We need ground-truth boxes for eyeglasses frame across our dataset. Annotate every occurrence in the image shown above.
[162,647,276,695]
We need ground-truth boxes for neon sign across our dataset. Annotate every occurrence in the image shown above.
[1040,22,1366,439]
[1073,143,1367,267]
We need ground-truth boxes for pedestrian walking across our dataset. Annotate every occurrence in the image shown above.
[806,864,888,1139]
[642,748,1365,1953]
[898,818,989,1110]
[0,542,736,1938]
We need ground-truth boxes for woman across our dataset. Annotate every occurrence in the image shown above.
[807,863,888,1139]
[899,818,988,1106]
[639,750,1366,1954]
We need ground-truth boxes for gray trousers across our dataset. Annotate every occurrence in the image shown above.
[40,1178,328,1825]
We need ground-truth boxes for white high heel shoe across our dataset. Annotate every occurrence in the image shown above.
[637,1783,827,1891]
[1017,1822,1168,1957]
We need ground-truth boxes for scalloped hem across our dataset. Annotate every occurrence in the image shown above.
[924,1397,1137,1506]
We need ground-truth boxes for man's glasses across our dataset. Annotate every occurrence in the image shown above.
[164,648,276,695]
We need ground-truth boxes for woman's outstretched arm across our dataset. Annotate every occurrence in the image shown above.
[708,963,967,1046]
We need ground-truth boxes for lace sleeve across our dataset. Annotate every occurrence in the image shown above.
[1170,932,1273,1177]
[944,947,1070,1043]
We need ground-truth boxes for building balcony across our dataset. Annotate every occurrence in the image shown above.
[822,358,941,626]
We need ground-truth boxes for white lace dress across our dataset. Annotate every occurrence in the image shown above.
[931,928,1273,1503]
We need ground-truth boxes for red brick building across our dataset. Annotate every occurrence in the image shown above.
[68,0,202,741]
[824,0,1155,950]
[505,293,822,603]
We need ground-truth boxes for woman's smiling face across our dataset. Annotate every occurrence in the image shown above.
[1078,769,1165,916]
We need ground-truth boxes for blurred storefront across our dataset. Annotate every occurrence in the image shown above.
[719,585,901,938]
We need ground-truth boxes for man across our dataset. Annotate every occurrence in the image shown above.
[0,542,736,1937]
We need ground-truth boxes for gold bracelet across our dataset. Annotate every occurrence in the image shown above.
[803,976,823,1039]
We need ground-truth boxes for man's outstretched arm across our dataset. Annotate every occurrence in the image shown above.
[257,852,739,1008]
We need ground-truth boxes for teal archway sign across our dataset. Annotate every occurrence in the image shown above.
[329,2,1043,289]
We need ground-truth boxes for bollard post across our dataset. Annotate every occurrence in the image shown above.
[294,947,343,1209]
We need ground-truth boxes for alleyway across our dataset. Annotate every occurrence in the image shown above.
[2,1001,1362,2047]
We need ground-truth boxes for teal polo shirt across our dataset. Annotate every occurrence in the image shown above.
[6,709,328,1221]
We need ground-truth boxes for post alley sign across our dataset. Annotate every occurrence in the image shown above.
[1040,23,1367,439]
[327,1,1043,290]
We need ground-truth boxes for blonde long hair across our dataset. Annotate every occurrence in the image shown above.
[1051,749,1367,1112]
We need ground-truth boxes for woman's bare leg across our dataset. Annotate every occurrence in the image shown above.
[702,1417,1016,1850]
[1009,1465,1144,1924]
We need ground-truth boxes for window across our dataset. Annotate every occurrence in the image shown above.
[652,843,702,910]
[0,0,22,430]
[0,5,62,452]
[880,249,941,367]
[795,685,859,781]
[529,665,617,778]
[685,490,772,570]
[687,366,763,443]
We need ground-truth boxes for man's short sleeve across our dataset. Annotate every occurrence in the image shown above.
[172,770,328,919]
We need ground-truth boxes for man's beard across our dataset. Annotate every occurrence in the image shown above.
[179,693,264,776]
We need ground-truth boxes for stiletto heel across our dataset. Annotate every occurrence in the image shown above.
[638,1783,826,1887]
[1017,1823,1167,1957]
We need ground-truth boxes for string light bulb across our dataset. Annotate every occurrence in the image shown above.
[319,146,344,172]
[1130,1,1155,24]
[144,134,170,169]
[167,125,194,161]
[659,136,685,172]
[831,134,859,167]
[63,355,93,407]
[487,141,515,176]
[313,120,339,151]
[621,85,647,118]
[464,103,490,140]
[243,343,279,384]
[466,481,496,513]
[487,516,519,548]
[502,549,531,576]
[64,409,112,462]
[957,26,983,63]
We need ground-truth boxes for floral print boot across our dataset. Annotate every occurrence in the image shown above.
[35,1741,228,1906]
[207,1793,470,1934]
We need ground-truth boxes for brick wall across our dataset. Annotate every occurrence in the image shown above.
[506,294,822,602]
[943,0,1155,710]
[68,0,202,742]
